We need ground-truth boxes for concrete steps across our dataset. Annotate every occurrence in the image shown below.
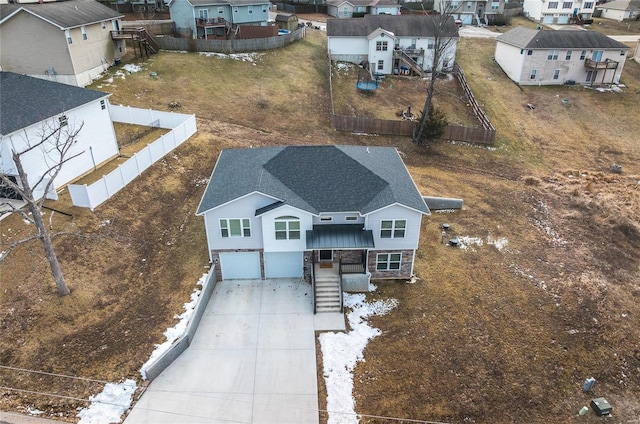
[315,275,342,313]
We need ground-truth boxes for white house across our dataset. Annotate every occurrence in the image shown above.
[326,0,401,18]
[327,14,459,76]
[0,72,119,201]
[196,146,431,312]
[595,0,640,21]
[494,26,629,85]
[0,0,125,87]
[523,0,596,23]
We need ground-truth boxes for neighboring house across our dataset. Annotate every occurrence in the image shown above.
[523,0,596,23]
[196,146,430,311]
[494,26,629,85]
[327,14,459,76]
[433,0,508,25]
[0,0,125,87]
[169,0,271,38]
[595,0,640,20]
[0,72,119,201]
[326,0,401,18]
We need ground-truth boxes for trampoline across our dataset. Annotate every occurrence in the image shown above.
[356,69,378,93]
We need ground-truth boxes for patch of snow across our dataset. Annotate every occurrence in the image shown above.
[26,407,43,415]
[447,140,497,151]
[139,273,207,379]
[319,292,398,424]
[123,64,142,73]
[199,52,262,63]
[487,236,508,251]
[530,200,567,246]
[434,209,457,213]
[76,379,136,424]
[457,236,483,251]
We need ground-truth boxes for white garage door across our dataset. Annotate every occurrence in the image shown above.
[264,252,303,279]
[542,14,554,23]
[219,252,261,280]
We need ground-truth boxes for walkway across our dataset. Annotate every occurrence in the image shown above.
[124,279,344,424]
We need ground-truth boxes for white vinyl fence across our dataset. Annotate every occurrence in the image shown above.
[68,105,197,211]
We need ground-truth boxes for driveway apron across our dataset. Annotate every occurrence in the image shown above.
[125,279,319,424]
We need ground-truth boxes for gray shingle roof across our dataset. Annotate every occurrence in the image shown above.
[1,0,123,29]
[0,72,109,136]
[196,146,430,216]
[496,26,630,50]
[327,14,459,38]
[185,0,269,6]
[326,0,399,7]
[595,0,640,11]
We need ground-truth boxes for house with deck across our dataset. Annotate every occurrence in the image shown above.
[0,72,119,201]
[433,0,508,26]
[327,14,459,76]
[494,26,629,85]
[0,0,125,87]
[326,0,401,18]
[169,0,271,38]
[523,0,596,24]
[196,145,430,313]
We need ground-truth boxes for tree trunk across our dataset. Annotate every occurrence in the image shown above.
[30,203,70,296]
[413,74,438,145]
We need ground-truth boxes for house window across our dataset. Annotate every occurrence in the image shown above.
[530,69,537,80]
[234,6,239,13]
[345,216,358,221]
[584,1,593,7]
[81,26,87,40]
[101,21,106,30]
[547,50,559,60]
[377,60,384,70]
[580,50,586,60]
[491,1,499,9]
[342,6,349,16]
[100,99,106,110]
[548,1,558,8]
[427,40,434,49]
[220,218,251,237]
[275,216,300,240]
[262,4,267,12]
[376,41,388,51]
[248,5,253,13]
[553,69,560,80]
[380,219,406,238]
[528,49,533,55]
[562,1,572,8]
[566,50,572,60]
[59,115,68,127]
[65,30,72,44]
[218,7,224,13]
[320,216,333,222]
[199,9,208,19]
[376,253,401,271]
[410,38,417,48]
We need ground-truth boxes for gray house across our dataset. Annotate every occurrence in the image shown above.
[0,0,124,87]
[196,146,430,312]
[169,0,271,38]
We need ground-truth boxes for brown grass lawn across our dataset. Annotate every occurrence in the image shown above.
[1,26,640,424]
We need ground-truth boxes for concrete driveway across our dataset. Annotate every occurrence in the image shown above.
[125,279,343,424]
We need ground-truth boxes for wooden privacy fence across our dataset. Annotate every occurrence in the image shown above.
[67,106,197,211]
[154,27,305,54]
[329,61,496,144]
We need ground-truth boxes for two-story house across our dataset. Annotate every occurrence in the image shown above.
[523,0,596,23]
[0,0,125,87]
[494,26,629,85]
[169,0,271,38]
[196,146,430,312]
[327,14,459,76]
[326,0,401,18]
[0,72,119,201]
[433,0,508,26]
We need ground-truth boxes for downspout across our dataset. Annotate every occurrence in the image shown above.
[410,248,416,277]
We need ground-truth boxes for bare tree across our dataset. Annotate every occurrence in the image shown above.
[412,2,461,146]
[0,120,84,296]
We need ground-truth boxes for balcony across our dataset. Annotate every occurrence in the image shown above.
[195,17,227,28]
[585,58,620,69]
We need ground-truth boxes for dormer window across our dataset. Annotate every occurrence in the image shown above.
[275,216,300,240]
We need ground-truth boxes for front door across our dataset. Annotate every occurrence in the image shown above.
[319,250,333,262]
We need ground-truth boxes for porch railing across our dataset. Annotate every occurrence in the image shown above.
[311,253,316,314]
[339,262,366,274]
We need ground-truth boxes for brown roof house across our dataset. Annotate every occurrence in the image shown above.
[0,0,125,87]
